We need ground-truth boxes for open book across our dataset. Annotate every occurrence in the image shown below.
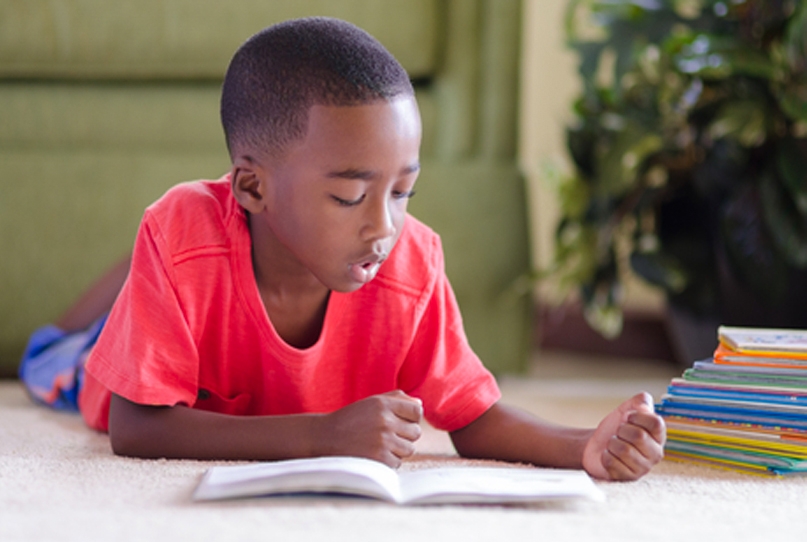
[193,456,605,505]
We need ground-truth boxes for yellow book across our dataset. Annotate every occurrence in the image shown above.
[667,428,807,459]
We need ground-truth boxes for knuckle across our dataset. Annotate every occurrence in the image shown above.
[644,414,665,434]
[369,395,388,410]
[607,435,630,457]
[617,424,640,442]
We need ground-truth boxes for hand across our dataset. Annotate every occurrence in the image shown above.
[582,392,666,481]
[316,390,423,468]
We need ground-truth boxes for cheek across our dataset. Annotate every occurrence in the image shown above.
[393,201,409,226]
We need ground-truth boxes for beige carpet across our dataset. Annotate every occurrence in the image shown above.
[3,353,807,542]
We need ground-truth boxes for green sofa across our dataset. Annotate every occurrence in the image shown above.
[0,0,531,377]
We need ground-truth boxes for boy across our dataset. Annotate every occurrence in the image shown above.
[24,17,665,480]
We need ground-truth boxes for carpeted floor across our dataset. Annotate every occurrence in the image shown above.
[3,351,807,541]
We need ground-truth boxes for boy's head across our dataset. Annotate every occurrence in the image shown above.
[221,17,415,159]
[222,18,422,295]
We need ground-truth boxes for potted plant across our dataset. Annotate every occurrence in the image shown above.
[549,0,807,360]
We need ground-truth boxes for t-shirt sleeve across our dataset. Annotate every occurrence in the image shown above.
[83,213,199,407]
[397,241,501,433]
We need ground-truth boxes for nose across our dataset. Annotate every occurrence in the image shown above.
[361,196,396,242]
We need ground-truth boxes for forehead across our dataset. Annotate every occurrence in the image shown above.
[265,96,421,173]
[305,97,421,144]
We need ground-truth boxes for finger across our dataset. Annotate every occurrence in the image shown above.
[624,426,665,470]
[627,412,667,446]
[602,436,659,481]
[395,418,422,442]
[607,434,643,477]
[389,433,417,460]
[379,450,403,469]
[624,392,655,414]
[617,421,664,459]
[599,446,639,481]
[605,423,665,478]
[388,394,423,423]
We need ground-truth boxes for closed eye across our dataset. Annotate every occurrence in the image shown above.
[332,194,366,207]
[393,190,417,200]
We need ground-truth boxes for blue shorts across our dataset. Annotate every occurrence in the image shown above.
[18,314,107,411]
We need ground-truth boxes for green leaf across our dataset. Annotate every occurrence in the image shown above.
[581,262,624,339]
[778,82,807,122]
[674,34,779,80]
[672,0,704,20]
[570,42,610,95]
[584,301,624,339]
[558,177,591,220]
[553,221,599,287]
[706,100,768,147]
[567,123,598,177]
[629,251,688,292]
[597,125,663,195]
[775,138,807,215]
[784,0,807,75]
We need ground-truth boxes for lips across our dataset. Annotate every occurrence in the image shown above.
[348,253,386,285]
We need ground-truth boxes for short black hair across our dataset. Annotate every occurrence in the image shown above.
[221,17,414,158]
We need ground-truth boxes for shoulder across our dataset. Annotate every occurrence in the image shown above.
[142,175,242,257]
[372,214,444,297]
[146,176,234,228]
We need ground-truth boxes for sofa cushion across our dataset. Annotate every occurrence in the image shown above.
[0,0,439,79]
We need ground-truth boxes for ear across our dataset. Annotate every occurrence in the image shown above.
[230,155,267,214]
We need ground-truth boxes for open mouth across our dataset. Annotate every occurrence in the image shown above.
[348,255,386,285]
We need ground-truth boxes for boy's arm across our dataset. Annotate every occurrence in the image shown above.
[449,393,666,481]
[108,390,423,467]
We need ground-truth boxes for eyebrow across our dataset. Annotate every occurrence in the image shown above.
[326,162,421,180]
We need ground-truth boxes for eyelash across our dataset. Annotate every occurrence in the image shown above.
[332,190,416,207]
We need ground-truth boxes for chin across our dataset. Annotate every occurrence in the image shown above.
[332,281,368,294]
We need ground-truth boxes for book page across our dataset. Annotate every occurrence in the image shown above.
[193,457,403,502]
[397,466,604,505]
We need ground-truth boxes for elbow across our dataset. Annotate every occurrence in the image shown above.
[449,417,493,460]
[109,428,136,457]
[107,394,165,459]
[450,429,486,460]
[108,421,148,458]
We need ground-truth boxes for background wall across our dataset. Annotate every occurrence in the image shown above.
[519,0,664,313]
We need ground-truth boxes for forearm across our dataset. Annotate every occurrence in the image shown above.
[450,402,593,469]
[108,393,323,461]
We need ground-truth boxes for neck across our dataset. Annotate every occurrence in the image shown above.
[248,212,327,299]
[248,213,331,349]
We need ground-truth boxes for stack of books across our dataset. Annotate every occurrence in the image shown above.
[656,326,807,476]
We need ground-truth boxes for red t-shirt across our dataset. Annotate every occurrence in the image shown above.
[79,177,500,433]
